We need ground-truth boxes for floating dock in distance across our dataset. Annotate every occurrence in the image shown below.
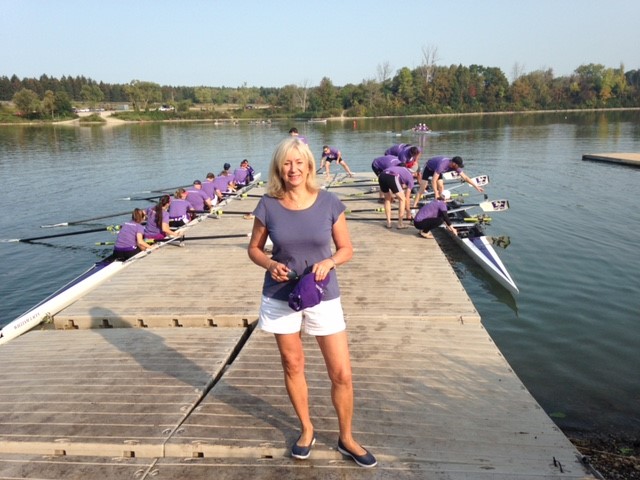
[582,152,640,167]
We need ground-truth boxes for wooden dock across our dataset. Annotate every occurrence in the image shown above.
[582,152,640,167]
[0,174,597,479]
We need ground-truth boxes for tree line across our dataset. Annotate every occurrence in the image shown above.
[2,61,639,120]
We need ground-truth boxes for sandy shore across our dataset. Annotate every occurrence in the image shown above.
[53,110,128,126]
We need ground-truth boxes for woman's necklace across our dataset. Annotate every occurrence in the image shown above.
[286,194,304,209]
[286,190,312,209]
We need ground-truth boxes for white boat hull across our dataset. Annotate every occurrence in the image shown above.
[0,261,124,345]
[447,230,519,295]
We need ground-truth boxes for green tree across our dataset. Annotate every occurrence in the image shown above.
[574,63,607,107]
[43,90,56,119]
[392,67,415,107]
[176,99,192,113]
[54,90,73,115]
[13,88,41,117]
[80,84,104,109]
[276,84,298,112]
[481,66,509,111]
[314,77,339,114]
[194,87,212,106]
[124,80,162,112]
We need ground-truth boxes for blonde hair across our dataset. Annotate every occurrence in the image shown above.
[267,137,318,198]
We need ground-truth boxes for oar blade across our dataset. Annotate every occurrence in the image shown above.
[479,199,509,212]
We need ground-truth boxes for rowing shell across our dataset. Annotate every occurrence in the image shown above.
[0,233,185,346]
[0,259,124,345]
[444,204,519,296]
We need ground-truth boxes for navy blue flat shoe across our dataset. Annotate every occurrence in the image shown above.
[291,432,316,460]
[337,438,377,468]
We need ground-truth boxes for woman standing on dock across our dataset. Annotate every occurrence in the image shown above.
[247,137,377,468]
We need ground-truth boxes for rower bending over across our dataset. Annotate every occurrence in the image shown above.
[413,190,457,239]
[320,145,354,177]
[412,156,484,208]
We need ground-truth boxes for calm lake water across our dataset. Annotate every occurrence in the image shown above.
[1,111,639,439]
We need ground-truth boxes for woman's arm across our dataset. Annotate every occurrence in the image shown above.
[312,212,352,280]
[247,218,291,282]
[162,221,181,237]
[135,232,149,251]
[460,172,485,193]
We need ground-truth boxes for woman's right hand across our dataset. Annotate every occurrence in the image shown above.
[268,261,292,283]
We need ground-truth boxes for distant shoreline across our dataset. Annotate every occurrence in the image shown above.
[2,107,638,127]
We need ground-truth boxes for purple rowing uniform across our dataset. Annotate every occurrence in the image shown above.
[423,156,461,177]
[414,199,449,223]
[413,199,451,233]
[384,144,407,157]
[233,167,249,186]
[169,198,191,222]
[381,165,415,190]
[186,188,208,210]
[321,147,340,162]
[399,146,421,165]
[372,155,401,176]
[144,208,169,240]
[213,175,233,193]
[201,180,216,199]
[114,221,144,252]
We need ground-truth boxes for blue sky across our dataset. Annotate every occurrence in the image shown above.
[2,0,639,87]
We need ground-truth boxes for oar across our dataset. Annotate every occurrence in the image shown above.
[2,225,120,243]
[345,207,385,214]
[210,209,255,216]
[347,187,381,196]
[133,184,191,194]
[119,194,164,201]
[441,170,481,181]
[325,182,378,189]
[447,199,509,214]
[41,211,132,228]
[182,233,251,241]
[96,238,156,246]
[421,174,490,197]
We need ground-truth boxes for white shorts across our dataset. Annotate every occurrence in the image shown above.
[258,296,346,336]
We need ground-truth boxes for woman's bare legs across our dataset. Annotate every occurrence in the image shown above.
[275,333,314,446]
[316,331,367,456]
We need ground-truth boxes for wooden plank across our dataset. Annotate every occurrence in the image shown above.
[164,322,592,478]
[0,454,158,480]
[0,328,245,458]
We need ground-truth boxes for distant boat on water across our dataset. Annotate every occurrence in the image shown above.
[307,118,327,124]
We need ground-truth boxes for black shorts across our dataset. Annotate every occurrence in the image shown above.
[378,172,402,194]
[414,217,444,233]
[422,166,435,180]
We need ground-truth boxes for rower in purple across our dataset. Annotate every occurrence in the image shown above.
[413,190,457,239]
[186,180,212,212]
[412,156,484,208]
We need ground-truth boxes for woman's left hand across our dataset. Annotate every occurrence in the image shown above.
[312,258,335,281]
